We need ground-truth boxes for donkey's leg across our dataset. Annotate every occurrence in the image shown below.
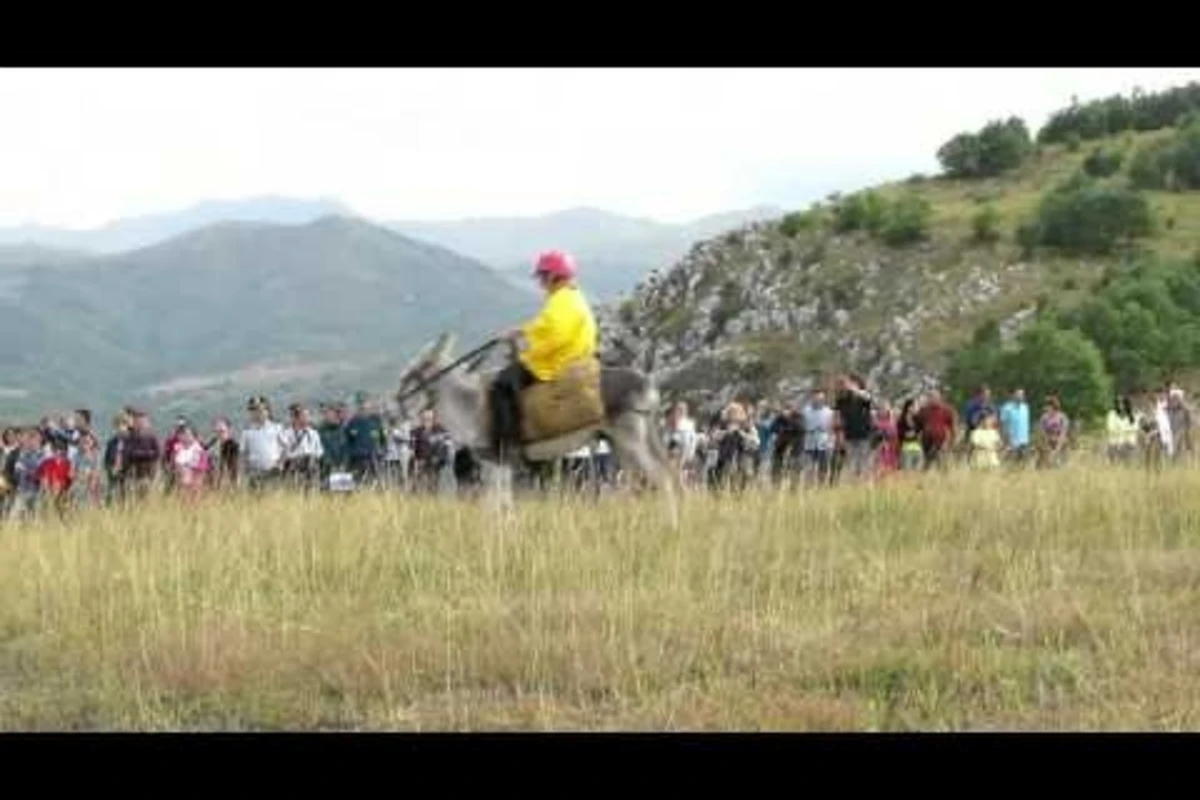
[481,459,515,516]
[607,413,680,529]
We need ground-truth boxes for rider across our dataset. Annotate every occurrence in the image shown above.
[490,249,598,459]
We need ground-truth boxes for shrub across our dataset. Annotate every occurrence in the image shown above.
[880,192,932,247]
[1127,118,1200,191]
[971,205,1002,245]
[1033,178,1155,255]
[1083,146,1124,178]
[779,210,820,238]
[832,191,886,234]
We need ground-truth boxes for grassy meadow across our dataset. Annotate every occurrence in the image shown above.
[2,457,1200,731]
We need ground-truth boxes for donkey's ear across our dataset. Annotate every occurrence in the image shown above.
[400,338,437,383]
[431,332,457,364]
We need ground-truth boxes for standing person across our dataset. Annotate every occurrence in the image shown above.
[873,400,900,477]
[103,412,131,507]
[10,428,45,522]
[969,411,1003,470]
[961,385,996,445]
[122,409,162,502]
[316,403,349,491]
[172,425,210,502]
[1036,395,1071,469]
[37,434,73,520]
[754,402,776,482]
[1,428,20,517]
[768,402,805,487]
[664,401,699,485]
[896,398,924,472]
[410,408,451,494]
[160,416,190,495]
[999,388,1031,466]
[239,396,284,492]
[1153,388,1175,461]
[834,375,876,481]
[344,392,386,489]
[1166,387,1193,462]
[384,413,413,491]
[280,403,324,492]
[70,431,103,511]
[206,417,241,492]
[709,401,760,492]
[1106,395,1140,465]
[915,389,956,471]
[593,433,615,489]
[801,389,837,487]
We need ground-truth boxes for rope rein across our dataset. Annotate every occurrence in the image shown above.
[395,337,504,404]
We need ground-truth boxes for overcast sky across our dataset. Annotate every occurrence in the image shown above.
[2,67,1199,229]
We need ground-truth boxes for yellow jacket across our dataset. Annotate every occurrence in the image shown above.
[519,284,598,381]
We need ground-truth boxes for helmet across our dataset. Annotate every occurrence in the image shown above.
[533,250,576,280]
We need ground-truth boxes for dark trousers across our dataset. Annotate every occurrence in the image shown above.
[490,362,536,452]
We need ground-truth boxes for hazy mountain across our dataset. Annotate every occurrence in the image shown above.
[0,216,535,423]
[0,196,355,254]
[391,205,785,299]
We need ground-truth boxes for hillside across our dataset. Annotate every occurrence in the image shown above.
[0,196,354,254]
[391,205,783,300]
[602,105,1200,419]
[0,216,534,424]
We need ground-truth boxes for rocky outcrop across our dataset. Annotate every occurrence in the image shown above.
[598,216,1048,417]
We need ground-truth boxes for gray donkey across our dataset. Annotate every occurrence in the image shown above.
[395,332,680,527]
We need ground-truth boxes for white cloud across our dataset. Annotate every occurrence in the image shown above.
[1,67,1198,228]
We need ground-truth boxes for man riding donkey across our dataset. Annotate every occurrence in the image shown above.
[487,249,599,462]
[395,248,679,526]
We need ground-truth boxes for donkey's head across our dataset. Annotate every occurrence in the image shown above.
[395,332,457,416]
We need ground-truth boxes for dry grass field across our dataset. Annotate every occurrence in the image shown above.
[2,459,1199,731]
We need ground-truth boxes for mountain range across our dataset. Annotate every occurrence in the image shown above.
[0,198,784,301]
[0,215,535,425]
[0,196,354,255]
[390,205,784,299]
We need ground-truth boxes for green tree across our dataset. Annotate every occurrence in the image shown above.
[944,320,1113,424]
[937,117,1032,178]
[1010,322,1113,424]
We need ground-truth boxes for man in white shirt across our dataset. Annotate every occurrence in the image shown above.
[802,389,836,486]
[664,401,699,481]
[280,402,325,491]
[240,396,285,491]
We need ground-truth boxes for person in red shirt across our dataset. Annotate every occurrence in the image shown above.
[37,436,73,519]
[916,389,957,471]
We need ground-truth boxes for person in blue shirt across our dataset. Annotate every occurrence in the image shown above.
[962,385,997,439]
[998,387,1031,464]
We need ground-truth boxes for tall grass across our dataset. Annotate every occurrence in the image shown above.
[2,461,1199,730]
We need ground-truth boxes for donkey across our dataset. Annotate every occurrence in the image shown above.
[395,333,680,527]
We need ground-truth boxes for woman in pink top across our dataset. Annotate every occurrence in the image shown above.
[873,401,900,476]
[172,425,209,501]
